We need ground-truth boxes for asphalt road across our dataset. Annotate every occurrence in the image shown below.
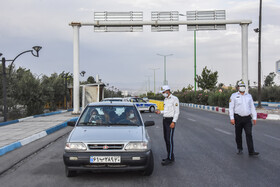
[1,107,280,187]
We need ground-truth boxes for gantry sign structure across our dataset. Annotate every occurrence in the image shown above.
[70,11,252,114]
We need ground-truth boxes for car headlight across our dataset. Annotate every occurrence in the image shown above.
[65,143,87,152]
[125,142,148,151]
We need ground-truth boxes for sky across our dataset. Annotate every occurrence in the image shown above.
[0,0,279,95]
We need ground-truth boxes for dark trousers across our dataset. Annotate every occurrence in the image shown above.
[234,114,255,153]
[163,117,175,160]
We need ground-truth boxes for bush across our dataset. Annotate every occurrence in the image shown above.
[175,89,235,107]
[250,86,280,102]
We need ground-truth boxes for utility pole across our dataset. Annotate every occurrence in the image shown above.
[194,30,197,92]
[150,68,159,94]
[157,54,173,85]
[257,0,262,108]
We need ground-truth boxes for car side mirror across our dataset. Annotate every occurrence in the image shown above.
[67,121,76,127]
[144,121,155,127]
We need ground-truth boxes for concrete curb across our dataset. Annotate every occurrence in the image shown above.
[0,109,74,127]
[0,117,78,156]
[180,103,280,120]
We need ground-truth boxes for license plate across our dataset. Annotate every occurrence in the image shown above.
[90,156,121,163]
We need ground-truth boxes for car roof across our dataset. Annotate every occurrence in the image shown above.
[87,102,134,107]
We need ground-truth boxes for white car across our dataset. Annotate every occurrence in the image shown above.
[63,102,155,177]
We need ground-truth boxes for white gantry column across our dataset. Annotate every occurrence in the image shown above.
[71,23,81,114]
[241,23,249,93]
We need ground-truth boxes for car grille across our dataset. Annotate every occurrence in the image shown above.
[87,144,124,150]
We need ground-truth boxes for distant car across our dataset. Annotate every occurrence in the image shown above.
[128,97,157,113]
[143,97,149,102]
[101,97,128,102]
[63,102,155,177]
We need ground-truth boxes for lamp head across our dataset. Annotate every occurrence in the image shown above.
[254,28,259,33]
[0,53,2,57]
[80,71,86,77]
[33,46,42,53]
[32,46,42,57]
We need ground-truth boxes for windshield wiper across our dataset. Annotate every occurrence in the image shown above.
[78,122,101,126]
[116,123,140,126]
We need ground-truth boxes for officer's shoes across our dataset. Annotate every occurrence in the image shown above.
[161,159,174,166]
[162,158,175,162]
[237,149,243,155]
[249,152,259,156]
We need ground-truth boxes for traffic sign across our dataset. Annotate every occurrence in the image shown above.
[187,10,226,31]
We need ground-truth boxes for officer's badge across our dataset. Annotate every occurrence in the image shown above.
[175,103,178,106]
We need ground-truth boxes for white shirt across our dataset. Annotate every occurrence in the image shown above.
[229,91,257,120]
[161,94,180,123]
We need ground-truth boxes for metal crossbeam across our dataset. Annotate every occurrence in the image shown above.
[70,11,252,114]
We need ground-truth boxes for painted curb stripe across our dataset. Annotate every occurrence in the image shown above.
[0,142,22,156]
[45,123,67,135]
[0,120,19,127]
[20,131,47,146]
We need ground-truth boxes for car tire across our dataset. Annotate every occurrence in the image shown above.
[149,106,155,113]
[142,151,154,176]
[65,166,77,177]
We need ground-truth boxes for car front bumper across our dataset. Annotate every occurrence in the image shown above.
[63,150,152,172]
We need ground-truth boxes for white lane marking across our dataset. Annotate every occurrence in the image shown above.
[264,134,280,141]
[214,128,232,135]
[188,118,196,122]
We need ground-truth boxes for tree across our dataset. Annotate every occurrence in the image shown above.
[196,66,218,91]
[41,73,66,111]
[10,67,44,116]
[264,72,276,87]
[87,76,96,84]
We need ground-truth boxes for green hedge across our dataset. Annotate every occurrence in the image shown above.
[175,89,235,108]
[175,85,280,107]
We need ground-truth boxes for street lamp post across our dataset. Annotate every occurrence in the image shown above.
[194,30,197,92]
[157,54,173,85]
[1,46,42,121]
[254,0,262,108]
[150,68,160,94]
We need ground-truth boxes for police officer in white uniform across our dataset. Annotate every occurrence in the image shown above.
[156,85,180,165]
[229,81,259,156]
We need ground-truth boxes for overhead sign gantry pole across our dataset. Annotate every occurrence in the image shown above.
[70,11,252,114]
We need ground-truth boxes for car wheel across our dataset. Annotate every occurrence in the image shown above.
[149,106,155,113]
[65,166,77,177]
[142,151,154,176]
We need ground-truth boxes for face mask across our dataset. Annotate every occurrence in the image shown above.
[239,87,246,92]
[163,93,168,98]
[129,113,134,119]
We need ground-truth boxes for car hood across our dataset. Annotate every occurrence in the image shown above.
[68,126,144,143]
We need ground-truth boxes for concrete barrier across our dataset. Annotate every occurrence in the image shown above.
[181,103,279,120]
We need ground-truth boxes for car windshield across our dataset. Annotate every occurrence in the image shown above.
[78,106,141,126]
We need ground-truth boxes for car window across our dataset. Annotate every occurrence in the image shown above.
[78,106,141,126]
[130,99,137,102]
[138,99,146,103]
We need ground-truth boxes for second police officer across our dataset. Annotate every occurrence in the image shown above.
[229,81,259,156]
